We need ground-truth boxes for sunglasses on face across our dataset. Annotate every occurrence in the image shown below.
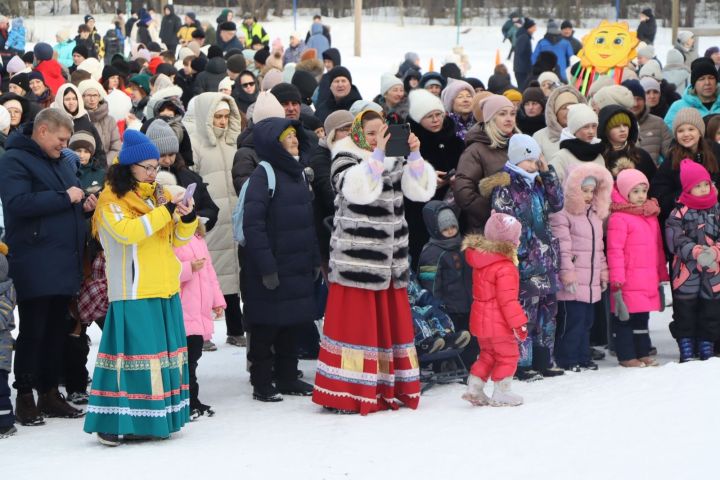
[241,81,255,88]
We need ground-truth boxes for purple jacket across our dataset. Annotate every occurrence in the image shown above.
[550,163,612,303]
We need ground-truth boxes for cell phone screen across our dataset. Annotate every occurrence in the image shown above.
[182,183,197,205]
[385,123,411,157]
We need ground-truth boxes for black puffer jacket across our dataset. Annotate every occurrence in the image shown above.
[598,104,657,182]
[242,118,320,326]
[314,85,362,123]
[231,126,259,195]
[193,57,227,96]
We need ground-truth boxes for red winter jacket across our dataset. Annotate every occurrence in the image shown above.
[463,235,527,343]
[34,60,65,96]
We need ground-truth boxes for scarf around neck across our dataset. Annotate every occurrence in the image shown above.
[679,186,719,210]
[610,197,660,217]
[505,161,539,186]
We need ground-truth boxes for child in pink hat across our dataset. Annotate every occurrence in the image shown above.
[461,212,528,407]
[607,168,669,367]
[665,159,720,362]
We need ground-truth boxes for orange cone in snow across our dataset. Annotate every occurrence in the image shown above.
[495,49,501,66]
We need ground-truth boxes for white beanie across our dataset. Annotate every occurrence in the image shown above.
[508,134,542,165]
[566,104,599,135]
[77,79,108,100]
[408,88,445,123]
[349,99,383,116]
[592,85,634,111]
[380,72,403,95]
[107,88,132,123]
[0,105,10,133]
[78,57,103,81]
[6,55,25,76]
[538,71,560,86]
[640,76,661,93]
[218,76,234,92]
[252,91,285,124]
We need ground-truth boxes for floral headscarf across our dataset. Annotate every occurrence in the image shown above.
[350,110,385,152]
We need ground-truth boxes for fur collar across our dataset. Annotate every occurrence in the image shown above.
[562,163,613,218]
[479,171,511,198]
[462,234,518,264]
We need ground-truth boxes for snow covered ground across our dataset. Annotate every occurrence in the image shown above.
[3,14,720,479]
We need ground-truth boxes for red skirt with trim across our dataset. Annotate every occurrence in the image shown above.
[312,283,420,415]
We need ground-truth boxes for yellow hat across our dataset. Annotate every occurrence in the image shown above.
[503,88,522,103]
[279,126,296,142]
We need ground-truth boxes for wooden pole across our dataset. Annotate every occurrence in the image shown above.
[354,0,362,57]
[671,0,680,43]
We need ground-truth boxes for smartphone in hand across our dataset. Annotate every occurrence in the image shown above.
[385,124,411,157]
[182,183,196,206]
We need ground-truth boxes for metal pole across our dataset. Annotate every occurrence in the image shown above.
[671,0,680,44]
[293,0,298,31]
[615,0,620,21]
[354,0,362,57]
[456,0,462,45]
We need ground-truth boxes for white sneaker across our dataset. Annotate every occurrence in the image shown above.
[490,378,523,407]
[461,375,490,406]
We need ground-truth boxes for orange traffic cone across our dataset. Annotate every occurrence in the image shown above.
[428,58,434,72]
[495,48,501,66]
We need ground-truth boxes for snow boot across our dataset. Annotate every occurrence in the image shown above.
[461,374,490,406]
[619,359,646,368]
[639,357,659,367]
[38,388,85,418]
[0,425,17,438]
[253,384,283,402]
[67,391,89,405]
[678,338,696,363]
[276,379,314,396]
[514,367,543,382]
[590,347,606,361]
[444,331,472,350]
[564,364,582,373]
[226,335,246,347]
[698,340,714,361]
[202,340,217,351]
[490,378,523,406]
[417,336,445,355]
[15,392,45,426]
[97,433,121,446]
[580,361,599,371]
[539,366,565,377]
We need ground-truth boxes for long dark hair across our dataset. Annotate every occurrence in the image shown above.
[669,139,719,173]
[105,163,138,197]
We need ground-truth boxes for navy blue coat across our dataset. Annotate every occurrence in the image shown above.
[0,125,86,301]
[242,118,320,326]
[513,28,533,75]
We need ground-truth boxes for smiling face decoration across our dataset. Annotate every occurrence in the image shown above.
[577,21,639,74]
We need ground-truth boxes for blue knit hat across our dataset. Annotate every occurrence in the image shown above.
[33,42,54,62]
[119,130,160,165]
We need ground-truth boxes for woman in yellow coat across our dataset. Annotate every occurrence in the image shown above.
[84,130,198,447]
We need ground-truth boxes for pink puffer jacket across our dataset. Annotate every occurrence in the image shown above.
[175,234,226,340]
[607,187,669,313]
[550,163,612,303]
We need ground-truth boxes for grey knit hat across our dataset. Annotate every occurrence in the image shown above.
[69,130,96,154]
[146,119,180,155]
[437,208,458,232]
[672,107,706,137]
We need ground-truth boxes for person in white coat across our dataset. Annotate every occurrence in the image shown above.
[184,92,244,345]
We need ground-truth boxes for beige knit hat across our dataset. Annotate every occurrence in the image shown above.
[672,107,706,137]
[592,85,634,111]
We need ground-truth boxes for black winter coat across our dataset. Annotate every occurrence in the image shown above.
[160,7,182,50]
[231,126,259,195]
[513,28,533,75]
[314,85,362,123]
[308,140,335,261]
[598,104,657,182]
[406,116,465,268]
[193,57,227,96]
[242,118,320,326]
[0,125,86,301]
[637,17,657,45]
[417,201,472,314]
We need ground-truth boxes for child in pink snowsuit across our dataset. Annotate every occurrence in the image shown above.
[461,212,528,407]
[175,222,226,419]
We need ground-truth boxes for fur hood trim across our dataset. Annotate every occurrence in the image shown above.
[479,171,511,198]
[462,234,518,263]
[563,163,614,218]
[610,157,636,178]
[296,58,325,80]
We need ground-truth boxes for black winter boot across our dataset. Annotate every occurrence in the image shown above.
[15,393,45,426]
[38,388,85,418]
[678,338,695,363]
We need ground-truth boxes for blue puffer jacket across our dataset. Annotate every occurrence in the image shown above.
[0,124,86,301]
[532,34,573,81]
[54,39,76,68]
[6,18,25,52]
[242,118,320,326]
[664,86,720,130]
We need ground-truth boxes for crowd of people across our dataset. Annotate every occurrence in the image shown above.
[0,5,719,446]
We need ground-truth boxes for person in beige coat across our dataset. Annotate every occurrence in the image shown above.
[184,92,243,340]
[533,85,586,160]
[78,79,121,165]
[549,104,606,183]
[623,79,672,165]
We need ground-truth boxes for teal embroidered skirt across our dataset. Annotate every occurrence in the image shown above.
[83,294,190,437]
